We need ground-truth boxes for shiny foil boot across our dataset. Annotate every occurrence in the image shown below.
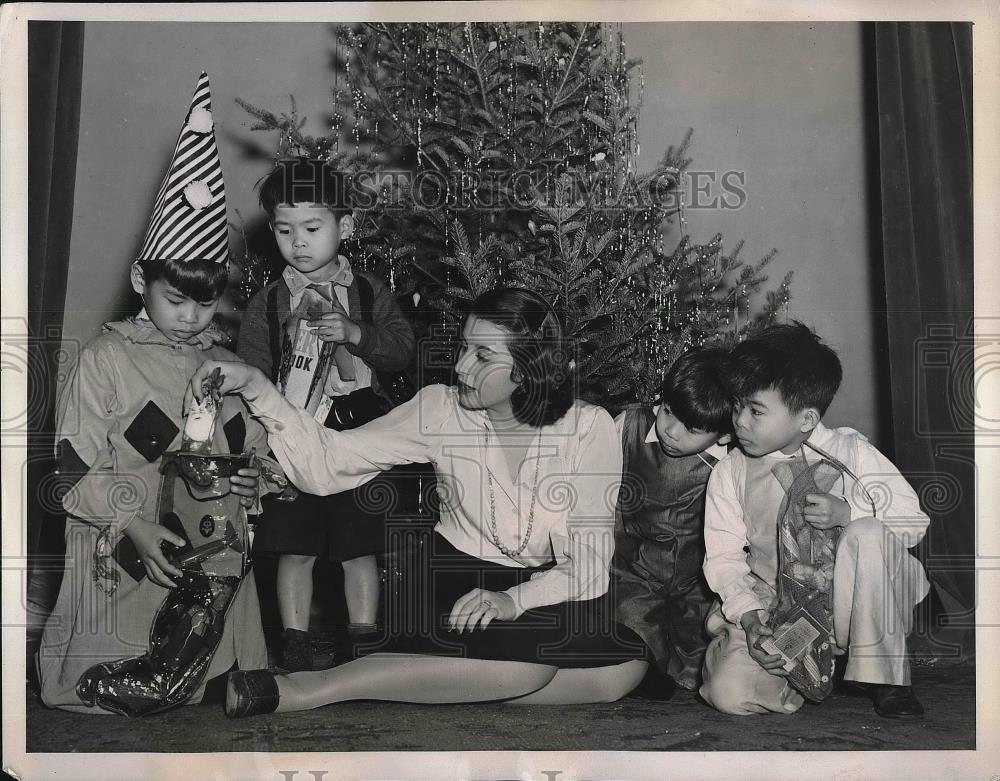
[75,574,237,716]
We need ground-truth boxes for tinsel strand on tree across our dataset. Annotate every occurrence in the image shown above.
[228,209,273,308]
[237,21,791,411]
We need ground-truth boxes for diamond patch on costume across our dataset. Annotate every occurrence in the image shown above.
[123,401,179,462]
[223,412,246,454]
[55,438,91,499]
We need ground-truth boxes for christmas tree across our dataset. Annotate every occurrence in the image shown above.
[237,21,791,411]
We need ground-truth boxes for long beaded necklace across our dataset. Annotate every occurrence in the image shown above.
[484,423,542,558]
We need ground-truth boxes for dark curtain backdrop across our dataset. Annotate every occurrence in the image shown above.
[26,22,85,652]
[873,22,975,656]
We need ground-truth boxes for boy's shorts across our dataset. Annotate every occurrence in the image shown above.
[252,388,392,562]
[253,485,388,562]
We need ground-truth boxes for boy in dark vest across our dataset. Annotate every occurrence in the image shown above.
[612,347,732,696]
[237,159,415,671]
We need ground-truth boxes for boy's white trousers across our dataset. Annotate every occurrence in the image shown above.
[700,517,930,715]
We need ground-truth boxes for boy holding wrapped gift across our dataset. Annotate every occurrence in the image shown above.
[237,158,415,671]
[700,322,930,718]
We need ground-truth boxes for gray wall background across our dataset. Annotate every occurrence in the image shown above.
[64,22,880,443]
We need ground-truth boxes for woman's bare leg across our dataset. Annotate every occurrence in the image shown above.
[504,660,648,705]
[268,653,559,712]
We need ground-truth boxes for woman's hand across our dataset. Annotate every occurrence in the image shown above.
[123,518,185,589]
[186,360,268,407]
[448,588,518,633]
[229,466,261,509]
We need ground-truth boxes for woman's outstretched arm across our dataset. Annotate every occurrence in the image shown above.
[188,360,451,496]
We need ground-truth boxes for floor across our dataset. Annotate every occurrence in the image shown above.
[23,661,973,753]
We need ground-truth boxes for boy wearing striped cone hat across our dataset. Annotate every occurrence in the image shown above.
[36,73,284,715]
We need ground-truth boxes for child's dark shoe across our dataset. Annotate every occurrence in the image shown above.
[872,684,924,718]
[336,623,383,664]
[281,628,313,672]
[225,670,279,718]
[310,632,337,671]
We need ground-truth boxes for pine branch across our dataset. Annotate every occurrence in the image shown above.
[462,24,493,114]
[548,24,590,121]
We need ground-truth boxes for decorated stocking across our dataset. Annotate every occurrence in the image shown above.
[759,457,845,702]
[78,450,252,716]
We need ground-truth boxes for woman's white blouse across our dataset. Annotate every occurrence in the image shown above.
[247,382,623,617]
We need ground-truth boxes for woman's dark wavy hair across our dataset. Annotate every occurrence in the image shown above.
[468,287,575,427]
[136,257,228,302]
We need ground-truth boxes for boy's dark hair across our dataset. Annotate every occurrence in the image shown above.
[136,258,228,302]
[257,158,352,219]
[724,321,842,415]
[660,346,733,434]
[469,287,574,428]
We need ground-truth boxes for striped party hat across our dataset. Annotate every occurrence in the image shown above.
[137,72,228,265]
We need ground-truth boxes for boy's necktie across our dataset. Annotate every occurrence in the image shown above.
[306,282,357,381]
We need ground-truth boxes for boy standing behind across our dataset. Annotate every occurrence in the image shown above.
[700,323,930,717]
[238,159,415,671]
[613,347,732,695]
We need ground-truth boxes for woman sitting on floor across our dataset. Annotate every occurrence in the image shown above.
[187,287,648,716]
